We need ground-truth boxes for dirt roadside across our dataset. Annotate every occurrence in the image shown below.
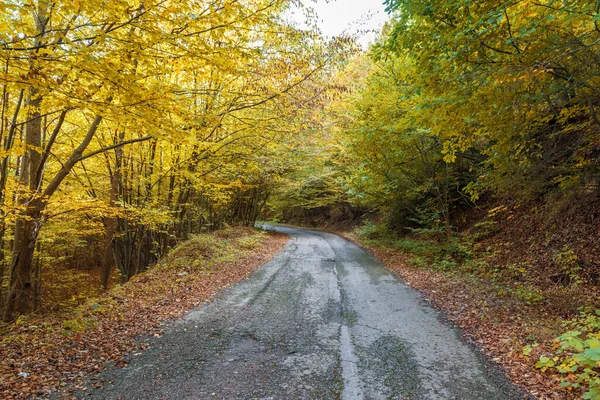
[0,228,288,399]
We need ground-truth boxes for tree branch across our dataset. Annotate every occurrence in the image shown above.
[79,135,153,162]
[34,109,68,190]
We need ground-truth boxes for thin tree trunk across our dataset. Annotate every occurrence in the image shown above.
[0,58,9,148]
[0,89,25,199]
[33,241,42,312]
[101,165,119,290]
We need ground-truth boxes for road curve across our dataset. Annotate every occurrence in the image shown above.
[78,226,527,399]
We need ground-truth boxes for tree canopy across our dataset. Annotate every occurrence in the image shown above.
[0,0,351,320]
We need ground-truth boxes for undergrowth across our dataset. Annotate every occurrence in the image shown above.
[0,226,280,399]
[354,220,569,306]
[535,309,600,399]
[7,227,266,335]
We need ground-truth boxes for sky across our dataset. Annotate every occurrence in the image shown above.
[292,0,391,48]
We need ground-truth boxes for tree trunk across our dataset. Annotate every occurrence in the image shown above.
[33,241,42,312]
[101,166,119,290]
[3,112,104,321]
[3,199,43,321]
[3,65,45,319]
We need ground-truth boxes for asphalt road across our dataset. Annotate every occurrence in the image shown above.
[79,226,528,399]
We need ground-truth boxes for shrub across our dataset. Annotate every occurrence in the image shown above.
[553,246,583,286]
[354,220,387,240]
[536,310,600,399]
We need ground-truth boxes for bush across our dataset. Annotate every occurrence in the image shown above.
[470,219,499,241]
[536,309,600,399]
[354,220,388,240]
[553,246,583,286]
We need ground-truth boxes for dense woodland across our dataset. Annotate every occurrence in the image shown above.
[2,0,600,397]
[277,0,600,230]
[268,1,600,396]
[0,0,351,321]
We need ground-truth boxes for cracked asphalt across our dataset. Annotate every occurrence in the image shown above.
[78,226,528,399]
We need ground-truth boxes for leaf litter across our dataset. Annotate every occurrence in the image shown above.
[0,228,288,399]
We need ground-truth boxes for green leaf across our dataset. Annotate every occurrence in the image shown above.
[535,356,555,370]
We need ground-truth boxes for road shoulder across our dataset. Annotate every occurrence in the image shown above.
[0,228,288,399]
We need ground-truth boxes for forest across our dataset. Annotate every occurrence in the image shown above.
[272,0,600,397]
[1,0,600,398]
[0,0,351,321]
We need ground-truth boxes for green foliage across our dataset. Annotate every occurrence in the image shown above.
[467,258,545,304]
[539,310,600,398]
[330,54,477,233]
[469,220,499,242]
[554,246,583,286]
[357,220,547,304]
[62,314,95,334]
[505,282,545,305]
[354,220,389,241]
[327,0,600,234]
[355,221,472,272]
[386,0,600,199]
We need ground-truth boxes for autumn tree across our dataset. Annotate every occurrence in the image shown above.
[381,0,600,198]
[0,0,344,320]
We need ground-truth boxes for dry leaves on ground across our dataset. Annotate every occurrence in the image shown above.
[0,228,288,399]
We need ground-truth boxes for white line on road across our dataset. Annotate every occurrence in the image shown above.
[340,324,364,400]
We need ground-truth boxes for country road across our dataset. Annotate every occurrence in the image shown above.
[79,226,527,399]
